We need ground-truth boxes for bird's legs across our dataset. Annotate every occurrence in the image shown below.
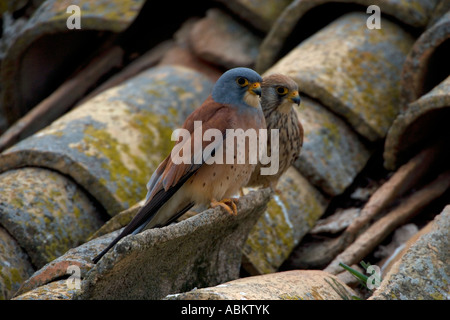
[211,198,239,215]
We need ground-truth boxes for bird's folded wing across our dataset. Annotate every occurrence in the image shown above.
[147,97,235,200]
[92,99,236,263]
[127,99,236,231]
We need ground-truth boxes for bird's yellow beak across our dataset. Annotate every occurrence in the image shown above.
[248,82,262,97]
[289,90,301,105]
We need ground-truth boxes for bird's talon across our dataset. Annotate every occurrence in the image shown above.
[211,198,238,215]
[230,200,237,215]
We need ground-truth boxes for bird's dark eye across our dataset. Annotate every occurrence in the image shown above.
[276,87,288,95]
[236,77,249,87]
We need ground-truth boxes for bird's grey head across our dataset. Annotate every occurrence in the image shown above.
[212,67,262,109]
[262,74,301,114]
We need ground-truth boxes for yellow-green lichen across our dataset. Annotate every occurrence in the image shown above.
[310,286,325,300]
[243,195,295,274]
[9,268,22,285]
[83,124,147,206]
[279,294,303,300]
[319,117,341,160]
[286,13,413,140]
[73,206,81,219]
[430,292,444,300]
[130,110,175,172]
[0,266,24,298]
[0,268,12,291]
[0,168,101,268]
[82,108,175,208]
[10,197,24,209]
[146,89,163,98]
[49,0,145,31]
[282,173,326,229]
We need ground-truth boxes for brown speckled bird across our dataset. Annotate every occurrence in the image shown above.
[93,67,265,263]
[246,73,303,190]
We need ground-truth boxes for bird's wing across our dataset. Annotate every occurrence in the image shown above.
[145,156,170,199]
[135,97,237,224]
[93,97,236,263]
[160,106,233,187]
[146,96,232,194]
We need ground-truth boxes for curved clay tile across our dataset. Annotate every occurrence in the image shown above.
[0,167,102,299]
[0,226,35,300]
[0,0,146,125]
[0,167,104,268]
[401,11,450,108]
[14,189,272,300]
[256,0,439,72]
[0,65,214,216]
[264,12,414,142]
[384,74,450,170]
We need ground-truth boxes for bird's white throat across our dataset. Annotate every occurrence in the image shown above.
[244,91,261,108]
[278,101,295,114]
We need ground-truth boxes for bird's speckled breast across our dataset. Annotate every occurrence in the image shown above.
[248,108,302,188]
[186,107,265,204]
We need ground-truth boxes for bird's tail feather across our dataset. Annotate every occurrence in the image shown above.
[92,168,200,264]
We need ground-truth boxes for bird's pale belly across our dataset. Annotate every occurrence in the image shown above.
[186,162,255,205]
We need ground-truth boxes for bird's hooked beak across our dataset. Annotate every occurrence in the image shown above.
[289,90,301,105]
[248,82,262,97]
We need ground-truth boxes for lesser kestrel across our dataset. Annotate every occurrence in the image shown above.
[246,73,303,190]
[93,67,265,263]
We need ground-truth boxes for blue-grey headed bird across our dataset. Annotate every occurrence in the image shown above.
[246,73,303,190]
[93,67,265,263]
